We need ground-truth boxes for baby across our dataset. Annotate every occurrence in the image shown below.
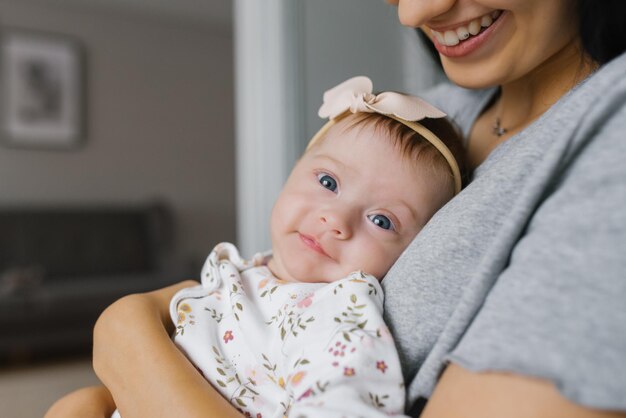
[137,76,466,418]
[113,75,465,418]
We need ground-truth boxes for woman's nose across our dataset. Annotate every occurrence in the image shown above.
[319,211,352,240]
[395,0,457,28]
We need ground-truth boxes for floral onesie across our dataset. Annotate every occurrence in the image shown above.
[114,242,405,418]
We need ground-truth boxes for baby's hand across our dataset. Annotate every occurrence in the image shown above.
[45,385,116,418]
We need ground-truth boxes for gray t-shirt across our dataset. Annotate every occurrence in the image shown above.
[382,51,626,415]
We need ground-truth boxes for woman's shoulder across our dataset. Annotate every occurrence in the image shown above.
[552,51,626,135]
[583,49,626,93]
[547,50,626,165]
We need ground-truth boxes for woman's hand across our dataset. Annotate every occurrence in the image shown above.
[93,280,242,418]
[44,385,115,418]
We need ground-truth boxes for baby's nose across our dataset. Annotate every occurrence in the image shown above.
[319,211,352,240]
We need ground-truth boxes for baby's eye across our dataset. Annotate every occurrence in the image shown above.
[318,173,338,192]
[368,214,394,231]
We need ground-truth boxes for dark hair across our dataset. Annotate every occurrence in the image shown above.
[577,0,626,64]
[417,1,626,66]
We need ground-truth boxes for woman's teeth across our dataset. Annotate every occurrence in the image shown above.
[431,10,502,47]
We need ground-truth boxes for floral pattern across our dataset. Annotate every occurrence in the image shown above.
[223,330,234,343]
[211,345,260,409]
[168,243,405,417]
[265,301,315,342]
[174,303,195,336]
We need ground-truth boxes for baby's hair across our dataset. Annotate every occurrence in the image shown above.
[327,112,467,197]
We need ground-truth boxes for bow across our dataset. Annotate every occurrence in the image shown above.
[318,76,446,121]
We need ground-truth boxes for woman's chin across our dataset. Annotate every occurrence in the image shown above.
[442,64,506,90]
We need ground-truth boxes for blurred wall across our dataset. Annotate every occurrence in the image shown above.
[301,0,408,148]
[0,1,235,270]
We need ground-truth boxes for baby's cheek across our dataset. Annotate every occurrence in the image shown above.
[349,241,396,279]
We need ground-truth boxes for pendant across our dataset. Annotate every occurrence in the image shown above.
[492,117,507,137]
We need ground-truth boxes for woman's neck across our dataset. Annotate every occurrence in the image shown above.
[498,41,596,135]
[467,40,597,170]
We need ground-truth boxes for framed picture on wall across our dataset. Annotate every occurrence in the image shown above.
[0,29,85,150]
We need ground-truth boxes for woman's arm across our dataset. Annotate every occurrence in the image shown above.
[92,280,242,418]
[422,364,626,418]
[45,385,116,418]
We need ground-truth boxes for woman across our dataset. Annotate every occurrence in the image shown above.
[47,0,626,417]
[380,0,626,416]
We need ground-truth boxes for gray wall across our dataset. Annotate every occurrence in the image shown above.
[0,1,235,270]
[301,0,408,149]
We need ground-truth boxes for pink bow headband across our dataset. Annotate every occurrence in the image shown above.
[307,76,462,195]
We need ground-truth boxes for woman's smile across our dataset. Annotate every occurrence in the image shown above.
[429,10,506,58]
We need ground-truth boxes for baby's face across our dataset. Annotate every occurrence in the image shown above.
[268,120,451,283]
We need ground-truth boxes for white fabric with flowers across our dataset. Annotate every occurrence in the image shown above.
[170,242,405,418]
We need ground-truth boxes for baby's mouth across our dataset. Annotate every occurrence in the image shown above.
[299,233,331,258]
[430,10,503,47]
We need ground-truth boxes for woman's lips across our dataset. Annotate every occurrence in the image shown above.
[431,10,507,58]
[299,233,331,258]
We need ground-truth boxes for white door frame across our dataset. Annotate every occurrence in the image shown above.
[233,0,304,257]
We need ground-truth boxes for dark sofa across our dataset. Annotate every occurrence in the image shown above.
[0,202,187,362]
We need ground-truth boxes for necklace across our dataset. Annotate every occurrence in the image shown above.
[491,92,508,137]
[492,117,507,137]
